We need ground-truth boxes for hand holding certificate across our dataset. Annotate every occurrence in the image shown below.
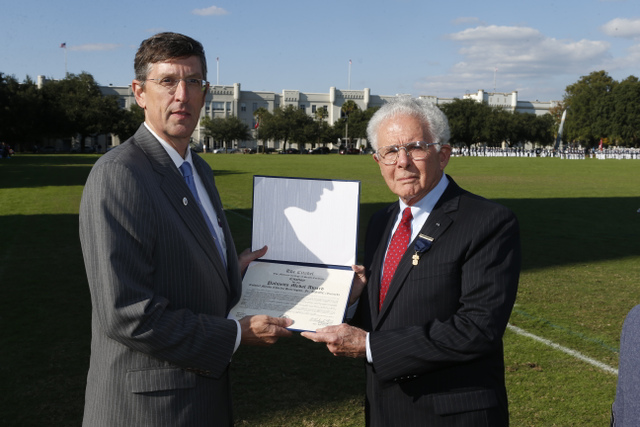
[229,176,360,332]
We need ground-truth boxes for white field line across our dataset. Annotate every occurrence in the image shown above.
[507,324,618,376]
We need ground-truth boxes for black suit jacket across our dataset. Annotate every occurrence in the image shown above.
[356,176,520,427]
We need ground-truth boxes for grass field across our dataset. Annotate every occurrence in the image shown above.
[1,152,638,426]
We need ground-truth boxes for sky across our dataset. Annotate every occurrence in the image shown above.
[2,0,639,102]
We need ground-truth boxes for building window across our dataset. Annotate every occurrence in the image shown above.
[213,102,225,111]
[312,105,317,113]
[253,102,258,111]
[300,104,306,112]
[240,103,246,112]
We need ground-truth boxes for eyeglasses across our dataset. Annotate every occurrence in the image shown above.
[145,77,209,92]
[375,141,438,165]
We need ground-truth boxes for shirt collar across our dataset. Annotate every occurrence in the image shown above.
[398,173,449,215]
[144,122,193,169]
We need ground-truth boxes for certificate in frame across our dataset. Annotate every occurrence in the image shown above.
[229,175,360,332]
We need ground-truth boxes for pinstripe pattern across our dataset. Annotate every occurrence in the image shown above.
[80,125,240,426]
[356,176,521,427]
[612,305,640,426]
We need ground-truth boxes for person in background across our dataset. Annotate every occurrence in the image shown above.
[611,304,640,426]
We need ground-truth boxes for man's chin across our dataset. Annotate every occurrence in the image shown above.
[167,124,196,139]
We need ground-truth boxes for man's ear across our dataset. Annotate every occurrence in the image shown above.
[439,145,452,170]
[132,80,146,109]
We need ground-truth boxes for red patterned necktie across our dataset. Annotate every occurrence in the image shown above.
[379,207,413,310]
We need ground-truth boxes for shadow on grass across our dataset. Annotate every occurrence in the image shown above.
[498,197,640,270]
[1,192,638,425]
[228,197,640,272]
[0,213,90,426]
[0,155,244,189]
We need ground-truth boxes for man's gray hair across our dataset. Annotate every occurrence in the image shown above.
[366,96,451,151]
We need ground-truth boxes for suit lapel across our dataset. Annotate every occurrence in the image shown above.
[368,203,399,321]
[134,126,230,291]
[375,178,462,325]
[192,155,239,294]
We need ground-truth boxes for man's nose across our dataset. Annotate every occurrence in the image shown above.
[396,147,411,166]
[174,80,190,101]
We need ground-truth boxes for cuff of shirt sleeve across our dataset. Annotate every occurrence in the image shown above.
[366,332,373,364]
[227,314,241,354]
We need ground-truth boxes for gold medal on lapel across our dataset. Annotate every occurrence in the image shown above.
[412,234,434,266]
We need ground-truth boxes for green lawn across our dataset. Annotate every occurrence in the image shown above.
[1,153,638,426]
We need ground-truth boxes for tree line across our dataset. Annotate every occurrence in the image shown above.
[200,100,377,153]
[1,70,638,152]
[563,70,640,147]
[0,72,142,152]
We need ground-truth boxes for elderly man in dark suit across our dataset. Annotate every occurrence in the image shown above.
[303,97,520,426]
[79,32,292,427]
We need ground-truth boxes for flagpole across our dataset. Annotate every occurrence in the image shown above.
[493,66,497,92]
[216,57,219,85]
[348,59,352,90]
[60,42,67,76]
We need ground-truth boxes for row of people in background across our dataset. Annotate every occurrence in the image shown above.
[0,142,13,158]
[452,146,538,157]
[451,146,640,160]
[594,147,640,160]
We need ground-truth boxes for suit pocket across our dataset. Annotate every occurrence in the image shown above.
[126,367,196,394]
[432,388,498,416]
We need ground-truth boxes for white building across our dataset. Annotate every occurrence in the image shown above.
[98,82,560,151]
[461,89,560,117]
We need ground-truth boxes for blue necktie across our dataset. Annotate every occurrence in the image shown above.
[179,162,227,269]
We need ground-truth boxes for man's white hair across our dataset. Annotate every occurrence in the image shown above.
[366,96,451,151]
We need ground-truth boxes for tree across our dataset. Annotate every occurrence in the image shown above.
[611,76,640,146]
[112,104,145,142]
[563,70,617,147]
[258,105,313,151]
[200,116,251,150]
[340,100,360,146]
[314,105,328,122]
[440,99,490,147]
[484,108,511,147]
[311,106,332,148]
[0,74,49,150]
[253,107,271,153]
[39,72,122,152]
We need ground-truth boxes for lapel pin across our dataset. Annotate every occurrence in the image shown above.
[412,234,434,266]
[183,197,188,206]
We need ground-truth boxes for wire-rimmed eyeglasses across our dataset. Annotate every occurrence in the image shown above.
[375,141,438,165]
[145,77,209,92]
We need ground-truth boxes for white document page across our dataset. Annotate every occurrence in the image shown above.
[251,176,360,266]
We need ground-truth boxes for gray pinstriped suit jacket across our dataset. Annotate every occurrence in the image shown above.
[356,177,521,427]
[79,125,241,426]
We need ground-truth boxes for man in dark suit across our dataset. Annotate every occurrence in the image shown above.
[79,32,292,427]
[612,304,640,426]
[302,97,520,426]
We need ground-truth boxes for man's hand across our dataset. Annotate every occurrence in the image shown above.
[239,315,293,346]
[238,245,268,277]
[301,324,367,358]
[349,265,367,305]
